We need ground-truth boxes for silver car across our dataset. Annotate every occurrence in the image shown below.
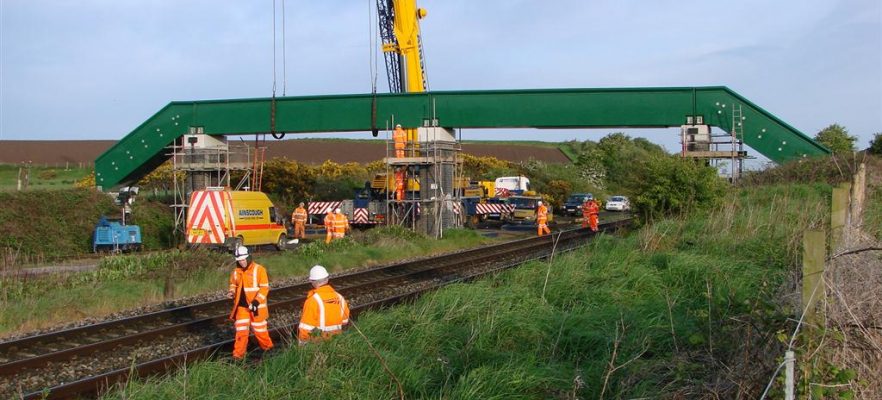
[605,196,630,211]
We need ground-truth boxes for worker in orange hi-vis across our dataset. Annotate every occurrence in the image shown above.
[227,246,273,360]
[323,210,335,244]
[291,202,308,240]
[332,208,349,240]
[395,168,406,201]
[581,197,592,229]
[536,200,551,236]
[298,265,350,345]
[586,198,600,232]
[393,124,406,158]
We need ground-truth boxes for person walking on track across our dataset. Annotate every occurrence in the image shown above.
[227,246,273,360]
[332,208,350,240]
[298,265,350,345]
[324,210,335,244]
[536,200,551,236]
[584,198,600,232]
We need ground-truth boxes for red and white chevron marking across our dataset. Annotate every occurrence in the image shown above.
[352,208,377,224]
[186,190,230,244]
[308,201,342,216]
[475,203,515,215]
[495,188,511,197]
[452,202,461,215]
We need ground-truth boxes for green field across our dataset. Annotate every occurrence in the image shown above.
[0,164,90,192]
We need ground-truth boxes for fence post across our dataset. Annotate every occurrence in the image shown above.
[784,350,795,400]
[802,230,825,323]
[831,183,850,251]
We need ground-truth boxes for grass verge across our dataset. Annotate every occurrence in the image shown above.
[0,227,491,337]
[102,183,834,399]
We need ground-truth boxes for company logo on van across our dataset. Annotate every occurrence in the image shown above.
[239,209,264,219]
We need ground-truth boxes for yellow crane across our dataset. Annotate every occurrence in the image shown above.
[377,0,428,94]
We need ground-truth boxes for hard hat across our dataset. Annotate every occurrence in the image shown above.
[537,201,543,205]
[234,245,249,261]
[309,265,329,281]
[396,124,402,128]
[583,197,589,202]
[335,208,342,213]
[298,202,304,207]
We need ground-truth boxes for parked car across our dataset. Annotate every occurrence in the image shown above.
[563,193,593,215]
[605,196,630,211]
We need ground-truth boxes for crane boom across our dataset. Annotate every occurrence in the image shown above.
[377,0,427,94]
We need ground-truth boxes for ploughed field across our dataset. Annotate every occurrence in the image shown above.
[0,139,570,166]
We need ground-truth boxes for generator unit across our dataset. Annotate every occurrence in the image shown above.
[92,216,142,253]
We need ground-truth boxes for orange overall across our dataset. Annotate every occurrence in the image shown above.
[537,204,551,236]
[395,169,406,200]
[324,212,335,244]
[586,201,600,231]
[291,206,307,239]
[229,261,273,359]
[298,284,350,344]
[393,126,407,158]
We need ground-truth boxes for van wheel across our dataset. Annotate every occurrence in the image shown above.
[275,234,287,251]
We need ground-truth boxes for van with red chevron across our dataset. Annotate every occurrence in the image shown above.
[186,188,288,250]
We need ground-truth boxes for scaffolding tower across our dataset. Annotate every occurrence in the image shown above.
[383,123,464,238]
[169,131,254,237]
[680,105,749,182]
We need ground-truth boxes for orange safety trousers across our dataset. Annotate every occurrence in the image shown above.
[537,218,551,236]
[293,222,305,239]
[292,208,307,239]
[589,214,599,231]
[233,306,273,359]
[229,262,273,359]
[324,214,335,243]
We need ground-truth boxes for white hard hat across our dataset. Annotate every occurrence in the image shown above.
[583,197,589,202]
[234,245,249,261]
[335,208,342,213]
[396,124,402,128]
[537,201,543,205]
[309,265,329,281]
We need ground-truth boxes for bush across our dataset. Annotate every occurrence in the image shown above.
[621,155,726,221]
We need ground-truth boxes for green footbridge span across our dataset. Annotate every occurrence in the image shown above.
[95,86,829,190]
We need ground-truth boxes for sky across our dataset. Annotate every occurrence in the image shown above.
[1,0,880,160]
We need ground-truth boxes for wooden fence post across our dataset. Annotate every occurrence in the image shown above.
[831,183,850,252]
[802,230,825,322]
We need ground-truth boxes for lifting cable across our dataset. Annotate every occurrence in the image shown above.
[269,0,285,140]
[369,0,380,137]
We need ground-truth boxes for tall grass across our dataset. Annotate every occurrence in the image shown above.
[103,184,834,399]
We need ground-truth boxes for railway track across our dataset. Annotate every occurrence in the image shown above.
[0,219,630,399]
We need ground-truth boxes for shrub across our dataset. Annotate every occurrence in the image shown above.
[621,155,726,221]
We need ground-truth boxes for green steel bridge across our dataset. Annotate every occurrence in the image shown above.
[95,86,829,190]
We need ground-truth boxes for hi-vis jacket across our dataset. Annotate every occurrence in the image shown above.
[298,284,350,342]
[393,127,407,150]
[537,205,549,223]
[229,261,270,319]
[333,212,349,234]
[292,207,307,224]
